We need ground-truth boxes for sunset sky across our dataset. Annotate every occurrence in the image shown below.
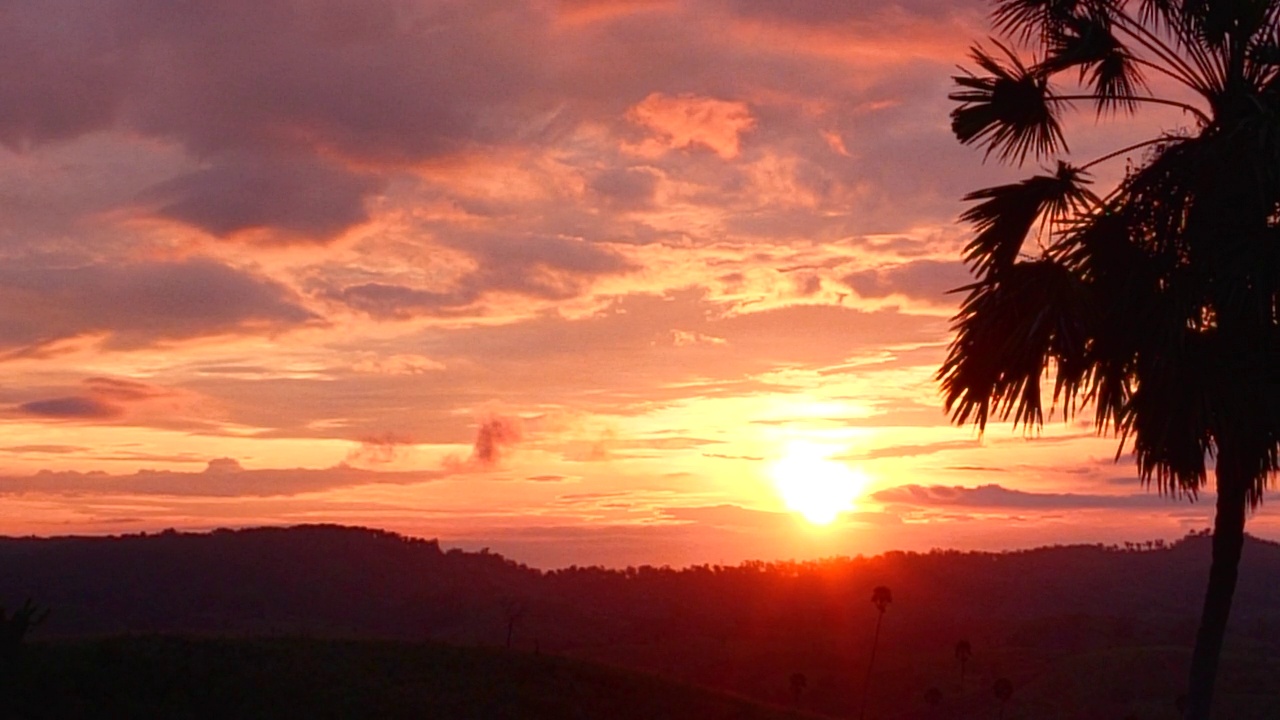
[0,0,1263,568]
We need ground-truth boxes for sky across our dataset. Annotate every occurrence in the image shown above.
[0,0,1268,568]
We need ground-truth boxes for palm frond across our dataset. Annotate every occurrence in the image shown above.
[950,43,1068,164]
[1127,333,1214,496]
[993,0,1089,42]
[1052,210,1154,434]
[1137,0,1180,28]
[939,259,1091,432]
[1043,12,1148,113]
[1195,0,1276,50]
[960,162,1096,278]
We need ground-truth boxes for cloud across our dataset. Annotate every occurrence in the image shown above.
[82,377,170,402]
[843,259,971,302]
[345,433,415,466]
[872,484,1190,510]
[17,396,123,420]
[0,258,317,354]
[725,0,973,26]
[1,445,86,455]
[0,459,447,498]
[858,439,981,460]
[587,166,660,209]
[0,0,553,238]
[472,415,524,467]
[143,154,384,242]
[351,354,446,375]
[626,93,756,159]
[328,234,636,318]
[658,504,790,528]
[12,376,185,423]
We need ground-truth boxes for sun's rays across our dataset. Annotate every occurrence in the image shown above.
[769,441,868,525]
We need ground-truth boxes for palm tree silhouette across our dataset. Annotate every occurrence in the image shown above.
[992,677,1013,720]
[942,3,1280,717]
[955,639,972,691]
[858,585,892,720]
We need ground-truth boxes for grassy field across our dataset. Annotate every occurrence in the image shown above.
[1,636,826,720]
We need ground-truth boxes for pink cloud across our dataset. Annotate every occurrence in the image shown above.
[627,93,756,159]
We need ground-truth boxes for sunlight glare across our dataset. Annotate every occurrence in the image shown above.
[769,441,868,525]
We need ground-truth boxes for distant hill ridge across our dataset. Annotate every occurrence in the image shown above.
[4,525,1280,717]
[0,524,1278,641]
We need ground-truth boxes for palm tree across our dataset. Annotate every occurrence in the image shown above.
[955,639,973,691]
[992,677,1013,720]
[858,585,893,720]
[941,3,1280,718]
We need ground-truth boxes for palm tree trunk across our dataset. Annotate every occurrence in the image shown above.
[858,611,884,720]
[1185,472,1248,719]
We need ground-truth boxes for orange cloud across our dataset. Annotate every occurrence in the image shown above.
[626,93,756,159]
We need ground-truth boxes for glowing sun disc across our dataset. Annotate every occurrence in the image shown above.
[770,442,867,525]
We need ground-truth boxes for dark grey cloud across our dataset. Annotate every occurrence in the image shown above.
[588,167,659,209]
[17,396,123,420]
[0,0,988,244]
[0,0,550,239]
[872,483,1192,510]
[324,283,467,321]
[327,234,636,318]
[843,259,971,301]
[10,376,181,424]
[144,154,384,241]
[0,2,127,149]
[0,258,317,353]
[471,415,523,467]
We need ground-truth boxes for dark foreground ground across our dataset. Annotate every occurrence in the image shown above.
[4,526,1280,718]
[0,636,821,720]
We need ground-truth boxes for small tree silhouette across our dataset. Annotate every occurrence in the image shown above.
[924,686,943,714]
[499,597,526,650]
[955,639,973,690]
[993,677,1013,720]
[789,672,807,705]
[0,599,48,703]
[858,585,893,720]
[0,599,48,663]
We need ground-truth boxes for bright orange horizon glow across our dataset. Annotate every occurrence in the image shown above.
[770,441,869,525]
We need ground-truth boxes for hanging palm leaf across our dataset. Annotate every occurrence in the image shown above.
[960,161,1095,278]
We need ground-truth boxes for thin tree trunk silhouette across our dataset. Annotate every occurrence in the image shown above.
[859,587,892,720]
[1187,472,1247,719]
[857,609,884,720]
[955,639,971,692]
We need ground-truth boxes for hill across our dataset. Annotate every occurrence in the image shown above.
[7,636,820,720]
[1,525,1278,717]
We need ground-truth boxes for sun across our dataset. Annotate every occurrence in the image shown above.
[769,441,868,525]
